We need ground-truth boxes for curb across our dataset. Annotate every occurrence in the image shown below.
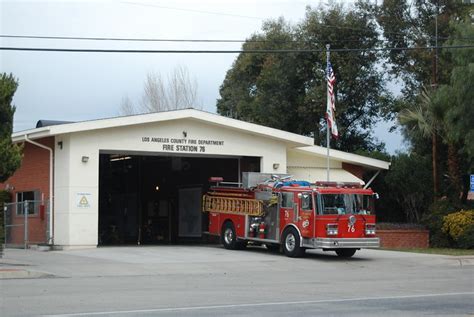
[0,268,54,279]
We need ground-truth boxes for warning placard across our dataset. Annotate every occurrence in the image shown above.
[76,193,92,208]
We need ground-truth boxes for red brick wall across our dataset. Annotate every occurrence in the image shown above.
[342,162,364,180]
[0,137,54,245]
[377,229,430,248]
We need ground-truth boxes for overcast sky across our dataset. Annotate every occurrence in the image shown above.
[1,0,406,153]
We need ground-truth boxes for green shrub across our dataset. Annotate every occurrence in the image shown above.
[457,224,474,249]
[442,210,474,249]
[423,200,457,248]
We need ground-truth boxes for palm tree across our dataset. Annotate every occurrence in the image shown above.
[400,86,463,202]
[399,87,443,199]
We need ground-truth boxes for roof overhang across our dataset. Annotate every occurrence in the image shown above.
[12,109,314,147]
[293,146,390,170]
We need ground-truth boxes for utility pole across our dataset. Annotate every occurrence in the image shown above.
[431,0,439,200]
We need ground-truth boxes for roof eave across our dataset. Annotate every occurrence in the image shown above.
[294,146,391,170]
[11,109,314,147]
[12,127,52,143]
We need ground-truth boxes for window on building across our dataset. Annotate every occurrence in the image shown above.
[16,191,39,215]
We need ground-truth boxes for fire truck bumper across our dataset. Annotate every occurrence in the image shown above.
[303,237,380,249]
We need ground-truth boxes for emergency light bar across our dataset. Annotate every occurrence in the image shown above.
[314,181,362,188]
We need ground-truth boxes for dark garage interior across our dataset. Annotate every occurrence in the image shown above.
[98,153,260,245]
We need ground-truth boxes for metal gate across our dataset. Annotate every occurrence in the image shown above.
[3,200,50,249]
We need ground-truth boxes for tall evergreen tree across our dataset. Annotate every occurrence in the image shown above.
[377,1,472,201]
[0,73,22,183]
[433,21,474,201]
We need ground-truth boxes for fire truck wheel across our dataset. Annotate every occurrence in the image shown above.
[335,248,357,258]
[282,227,305,257]
[221,221,240,250]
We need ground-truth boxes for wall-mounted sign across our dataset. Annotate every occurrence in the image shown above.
[76,192,92,208]
[141,136,224,153]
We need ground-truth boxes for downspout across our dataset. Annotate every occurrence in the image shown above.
[24,135,54,245]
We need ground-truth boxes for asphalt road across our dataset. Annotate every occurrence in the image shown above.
[1,245,473,317]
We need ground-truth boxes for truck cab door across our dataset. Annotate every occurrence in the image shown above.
[278,192,296,236]
[297,192,315,238]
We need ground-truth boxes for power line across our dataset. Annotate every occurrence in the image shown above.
[120,1,433,39]
[1,45,473,54]
[0,34,245,43]
[0,34,376,43]
[0,34,391,45]
[2,34,472,44]
[122,1,263,20]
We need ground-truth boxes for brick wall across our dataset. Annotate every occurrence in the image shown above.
[0,137,54,245]
[377,229,430,248]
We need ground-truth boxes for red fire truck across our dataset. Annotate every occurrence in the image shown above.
[203,175,380,258]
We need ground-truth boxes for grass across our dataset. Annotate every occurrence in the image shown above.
[382,248,474,256]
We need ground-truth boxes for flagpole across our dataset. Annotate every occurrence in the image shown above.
[326,43,330,182]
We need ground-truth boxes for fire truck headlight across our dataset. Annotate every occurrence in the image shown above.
[365,224,376,236]
[326,224,338,236]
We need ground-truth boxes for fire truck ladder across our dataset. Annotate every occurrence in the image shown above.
[202,195,264,216]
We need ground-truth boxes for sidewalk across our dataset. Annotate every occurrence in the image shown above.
[0,245,282,279]
[1,246,473,280]
[0,252,55,279]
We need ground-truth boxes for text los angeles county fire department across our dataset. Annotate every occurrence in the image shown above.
[141,136,224,153]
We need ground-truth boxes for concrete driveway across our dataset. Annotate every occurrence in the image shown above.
[1,245,473,316]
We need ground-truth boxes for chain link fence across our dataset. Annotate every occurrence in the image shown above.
[3,200,50,249]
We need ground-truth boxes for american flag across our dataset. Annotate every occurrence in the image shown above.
[326,62,338,138]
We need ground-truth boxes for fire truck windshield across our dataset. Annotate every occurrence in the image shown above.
[320,194,375,215]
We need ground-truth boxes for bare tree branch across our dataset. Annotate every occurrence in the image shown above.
[119,65,202,115]
[118,95,136,116]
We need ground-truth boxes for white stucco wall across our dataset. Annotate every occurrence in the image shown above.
[286,149,364,183]
[53,118,290,248]
[287,149,341,169]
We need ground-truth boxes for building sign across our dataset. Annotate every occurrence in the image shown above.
[141,136,224,153]
[76,193,92,208]
[471,174,474,192]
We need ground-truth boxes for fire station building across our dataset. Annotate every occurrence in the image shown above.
[1,109,390,249]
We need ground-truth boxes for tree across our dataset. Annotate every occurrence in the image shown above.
[217,3,391,152]
[119,95,135,116]
[385,153,433,223]
[398,20,474,204]
[399,87,444,198]
[0,73,22,183]
[119,65,201,115]
[378,1,472,203]
[376,0,468,98]
[433,21,474,201]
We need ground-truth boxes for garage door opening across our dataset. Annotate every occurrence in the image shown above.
[98,154,260,245]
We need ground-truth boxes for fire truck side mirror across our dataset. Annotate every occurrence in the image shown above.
[374,193,380,200]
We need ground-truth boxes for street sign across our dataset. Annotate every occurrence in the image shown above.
[471,174,474,192]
